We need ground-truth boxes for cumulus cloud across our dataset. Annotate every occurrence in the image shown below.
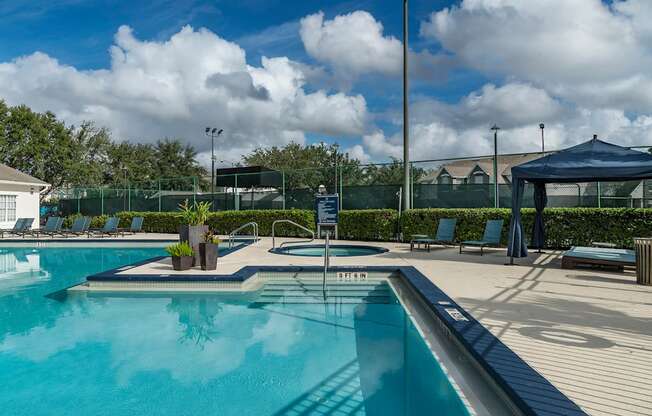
[0,25,367,163]
[420,0,652,112]
[300,10,453,85]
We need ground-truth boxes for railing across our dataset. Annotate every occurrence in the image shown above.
[228,222,258,248]
[271,220,315,249]
[323,231,330,299]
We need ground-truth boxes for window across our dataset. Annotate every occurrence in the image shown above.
[0,195,16,222]
[472,172,488,184]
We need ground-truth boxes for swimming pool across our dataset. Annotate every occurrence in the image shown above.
[272,244,388,257]
[0,246,477,415]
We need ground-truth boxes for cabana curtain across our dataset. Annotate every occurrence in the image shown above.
[508,138,652,258]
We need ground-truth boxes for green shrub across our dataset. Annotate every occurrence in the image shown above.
[401,208,652,248]
[112,210,316,237]
[338,209,398,241]
[63,213,107,229]
[165,241,193,257]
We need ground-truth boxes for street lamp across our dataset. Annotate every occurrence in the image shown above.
[491,124,500,208]
[539,123,545,154]
[402,0,410,211]
[205,127,223,208]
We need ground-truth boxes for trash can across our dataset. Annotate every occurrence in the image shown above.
[634,238,652,285]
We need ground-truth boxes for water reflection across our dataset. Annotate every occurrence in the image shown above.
[0,249,49,290]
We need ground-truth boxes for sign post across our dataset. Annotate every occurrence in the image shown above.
[315,194,339,239]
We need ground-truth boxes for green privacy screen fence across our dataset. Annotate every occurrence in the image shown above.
[54,154,652,216]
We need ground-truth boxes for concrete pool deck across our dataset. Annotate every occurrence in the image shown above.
[108,236,651,416]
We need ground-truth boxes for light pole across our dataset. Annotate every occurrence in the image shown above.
[205,127,223,208]
[402,0,410,211]
[491,124,500,208]
[539,123,545,154]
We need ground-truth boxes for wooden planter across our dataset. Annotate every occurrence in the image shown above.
[171,255,193,271]
[178,224,208,266]
[199,243,219,271]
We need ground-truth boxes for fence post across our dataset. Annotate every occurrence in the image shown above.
[100,187,104,215]
[282,171,286,210]
[158,180,162,212]
[339,168,343,210]
[128,184,131,211]
[193,176,197,206]
[597,181,601,208]
[234,174,239,211]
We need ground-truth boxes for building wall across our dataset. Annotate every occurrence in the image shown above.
[0,183,41,229]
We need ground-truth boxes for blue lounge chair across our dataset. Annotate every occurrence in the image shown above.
[2,218,34,238]
[410,218,457,252]
[0,218,27,238]
[459,219,504,255]
[29,216,64,237]
[88,217,121,238]
[119,217,144,234]
[562,246,635,270]
[59,216,91,237]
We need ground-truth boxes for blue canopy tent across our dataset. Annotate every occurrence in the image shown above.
[508,137,652,259]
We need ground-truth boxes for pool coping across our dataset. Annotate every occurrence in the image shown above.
[84,258,586,416]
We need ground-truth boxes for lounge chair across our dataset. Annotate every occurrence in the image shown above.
[561,246,635,270]
[0,218,27,238]
[88,217,122,238]
[27,216,64,237]
[459,219,504,255]
[119,217,144,235]
[410,218,457,252]
[1,218,34,238]
[59,216,91,237]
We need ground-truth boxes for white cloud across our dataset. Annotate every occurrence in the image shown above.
[299,11,453,86]
[420,0,652,112]
[354,82,652,163]
[0,25,367,162]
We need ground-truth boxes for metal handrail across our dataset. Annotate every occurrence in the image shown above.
[272,220,315,249]
[228,222,258,248]
[323,231,330,299]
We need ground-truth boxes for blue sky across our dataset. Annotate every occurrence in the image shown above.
[0,0,650,165]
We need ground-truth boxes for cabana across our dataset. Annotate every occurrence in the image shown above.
[508,137,652,259]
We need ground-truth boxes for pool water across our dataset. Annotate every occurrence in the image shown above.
[274,244,387,257]
[0,247,470,416]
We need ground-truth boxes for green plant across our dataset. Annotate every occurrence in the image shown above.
[178,200,211,225]
[202,229,221,245]
[165,241,194,257]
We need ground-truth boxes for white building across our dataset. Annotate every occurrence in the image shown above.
[0,164,49,229]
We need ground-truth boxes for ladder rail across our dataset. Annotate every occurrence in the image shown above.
[272,220,315,249]
[323,231,330,299]
[228,222,258,248]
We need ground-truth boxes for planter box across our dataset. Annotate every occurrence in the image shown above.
[179,224,208,266]
[199,242,219,271]
[171,255,193,271]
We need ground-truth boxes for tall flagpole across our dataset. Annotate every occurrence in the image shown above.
[402,0,410,211]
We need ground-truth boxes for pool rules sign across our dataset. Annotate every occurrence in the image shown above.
[315,194,339,239]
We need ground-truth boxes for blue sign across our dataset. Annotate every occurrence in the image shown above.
[315,194,339,225]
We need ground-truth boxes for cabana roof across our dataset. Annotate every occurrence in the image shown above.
[508,137,652,259]
[512,137,652,183]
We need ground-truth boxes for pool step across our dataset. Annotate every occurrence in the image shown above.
[255,280,392,304]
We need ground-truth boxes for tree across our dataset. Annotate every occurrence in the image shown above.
[359,158,426,185]
[243,142,363,191]
[0,100,208,198]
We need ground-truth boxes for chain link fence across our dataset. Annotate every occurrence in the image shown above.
[53,156,652,216]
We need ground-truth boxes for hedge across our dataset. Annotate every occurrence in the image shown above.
[105,209,399,241]
[62,207,652,248]
[400,208,652,248]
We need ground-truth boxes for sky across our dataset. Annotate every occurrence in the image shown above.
[1,0,652,167]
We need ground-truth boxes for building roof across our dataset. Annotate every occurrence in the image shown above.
[0,163,49,187]
[431,152,554,184]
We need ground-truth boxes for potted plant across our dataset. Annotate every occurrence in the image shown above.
[199,230,220,271]
[166,242,194,271]
[178,200,211,266]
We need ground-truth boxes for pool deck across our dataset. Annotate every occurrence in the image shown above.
[101,236,651,416]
